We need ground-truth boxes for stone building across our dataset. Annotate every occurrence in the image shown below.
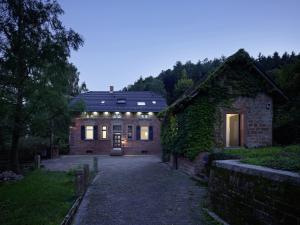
[163,49,287,159]
[69,88,167,155]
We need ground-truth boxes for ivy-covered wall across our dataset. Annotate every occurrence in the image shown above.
[161,49,275,161]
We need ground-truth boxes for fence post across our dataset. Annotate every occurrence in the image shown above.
[83,164,90,190]
[35,155,41,169]
[75,169,84,196]
[93,157,98,173]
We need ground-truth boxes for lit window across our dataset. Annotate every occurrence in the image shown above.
[152,101,156,104]
[137,102,146,106]
[93,112,98,116]
[85,126,94,140]
[128,125,133,140]
[101,126,107,139]
[104,112,109,116]
[148,112,153,116]
[140,126,149,140]
[137,112,142,115]
[101,100,105,104]
[117,99,126,104]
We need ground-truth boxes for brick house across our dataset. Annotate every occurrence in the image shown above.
[69,88,167,155]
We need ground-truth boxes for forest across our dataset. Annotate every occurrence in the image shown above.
[124,51,300,145]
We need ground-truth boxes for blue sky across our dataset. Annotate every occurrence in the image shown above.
[59,0,300,91]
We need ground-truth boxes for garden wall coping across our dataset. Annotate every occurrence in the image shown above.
[213,160,300,185]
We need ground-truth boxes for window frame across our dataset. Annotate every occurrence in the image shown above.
[140,126,149,141]
[127,125,133,140]
[101,125,108,139]
[85,125,94,140]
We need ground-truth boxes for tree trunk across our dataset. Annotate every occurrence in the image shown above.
[10,91,23,173]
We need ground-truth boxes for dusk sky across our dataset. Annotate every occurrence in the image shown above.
[59,0,300,91]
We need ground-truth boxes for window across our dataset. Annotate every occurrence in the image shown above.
[117,99,126,104]
[137,102,146,106]
[85,126,94,140]
[113,125,122,132]
[152,101,156,104]
[101,126,107,139]
[128,125,133,140]
[140,126,149,140]
[101,100,105,104]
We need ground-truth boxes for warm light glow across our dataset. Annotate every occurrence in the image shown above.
[85,126,94,140]
[93,112,98,116]
[104,112,109,116]
[141,126,149,140]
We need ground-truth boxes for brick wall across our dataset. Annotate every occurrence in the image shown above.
[69,115,162,155]
[209,160,300,225]
[215,93,273,148]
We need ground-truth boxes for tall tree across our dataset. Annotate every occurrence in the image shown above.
[0,0,83,172]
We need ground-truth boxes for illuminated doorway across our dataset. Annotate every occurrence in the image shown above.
[226,114,241,147]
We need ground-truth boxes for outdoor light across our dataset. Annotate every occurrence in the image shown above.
[115,112,120,114]
[137,112,142,115]
[126,112,131,116]
[148,112,153,116]
[93,112,98,116]
[104,112,109,116]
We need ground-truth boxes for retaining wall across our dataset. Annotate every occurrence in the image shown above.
[209,160,300,225]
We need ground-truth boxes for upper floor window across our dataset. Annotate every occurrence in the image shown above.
[152,101,156,104]
[137,102,146,106]
[85,126,94,140]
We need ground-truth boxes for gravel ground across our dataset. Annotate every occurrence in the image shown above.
[44,155,207,225]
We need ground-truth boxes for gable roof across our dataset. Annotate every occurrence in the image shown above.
[169,49,288,112]
[71,91,167,113]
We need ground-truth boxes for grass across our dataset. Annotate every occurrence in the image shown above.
[0,170,76,225]
[224,145,300,173]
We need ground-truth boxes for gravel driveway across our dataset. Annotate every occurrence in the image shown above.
[44,155,207,225]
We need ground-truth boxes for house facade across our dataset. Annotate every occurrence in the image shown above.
[69,88,167,155]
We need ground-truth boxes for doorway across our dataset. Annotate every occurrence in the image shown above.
[226,114,241,147]
[113,133,122,148]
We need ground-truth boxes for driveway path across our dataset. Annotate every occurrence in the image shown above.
[44,155,207,225]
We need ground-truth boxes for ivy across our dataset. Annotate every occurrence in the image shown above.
[161,49,273,161]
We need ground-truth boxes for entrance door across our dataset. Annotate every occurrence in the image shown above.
[113,133,122,148]
[226,114,240,147]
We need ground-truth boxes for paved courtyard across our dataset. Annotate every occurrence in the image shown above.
[43,155,207,225]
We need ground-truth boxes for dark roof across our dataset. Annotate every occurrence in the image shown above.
[71,91,167,112]
[168,49,287,113]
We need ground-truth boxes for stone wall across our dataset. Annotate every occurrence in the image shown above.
[209,160,300,225]
[215,93,273,148]
[69,115,162,155]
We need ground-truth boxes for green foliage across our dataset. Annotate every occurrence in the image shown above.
[161,49,272,160]
[224,145,300,172]
[0,0,85,169]
[174,69,194,99]
[0,170,76,225]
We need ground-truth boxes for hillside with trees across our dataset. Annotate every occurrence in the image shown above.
[125,51,300,145]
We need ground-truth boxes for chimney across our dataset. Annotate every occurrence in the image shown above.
[109,85,114,93]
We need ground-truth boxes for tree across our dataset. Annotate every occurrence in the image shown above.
[0,0,83,172]
[174,69,194,99]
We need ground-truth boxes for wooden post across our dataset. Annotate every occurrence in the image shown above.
[93,157,98,173]
[75,170,84,196]
[83,164,89,190]
[35,155,41,169]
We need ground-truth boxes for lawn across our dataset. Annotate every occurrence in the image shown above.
[224,145,300,173]
[0,170,76,225]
